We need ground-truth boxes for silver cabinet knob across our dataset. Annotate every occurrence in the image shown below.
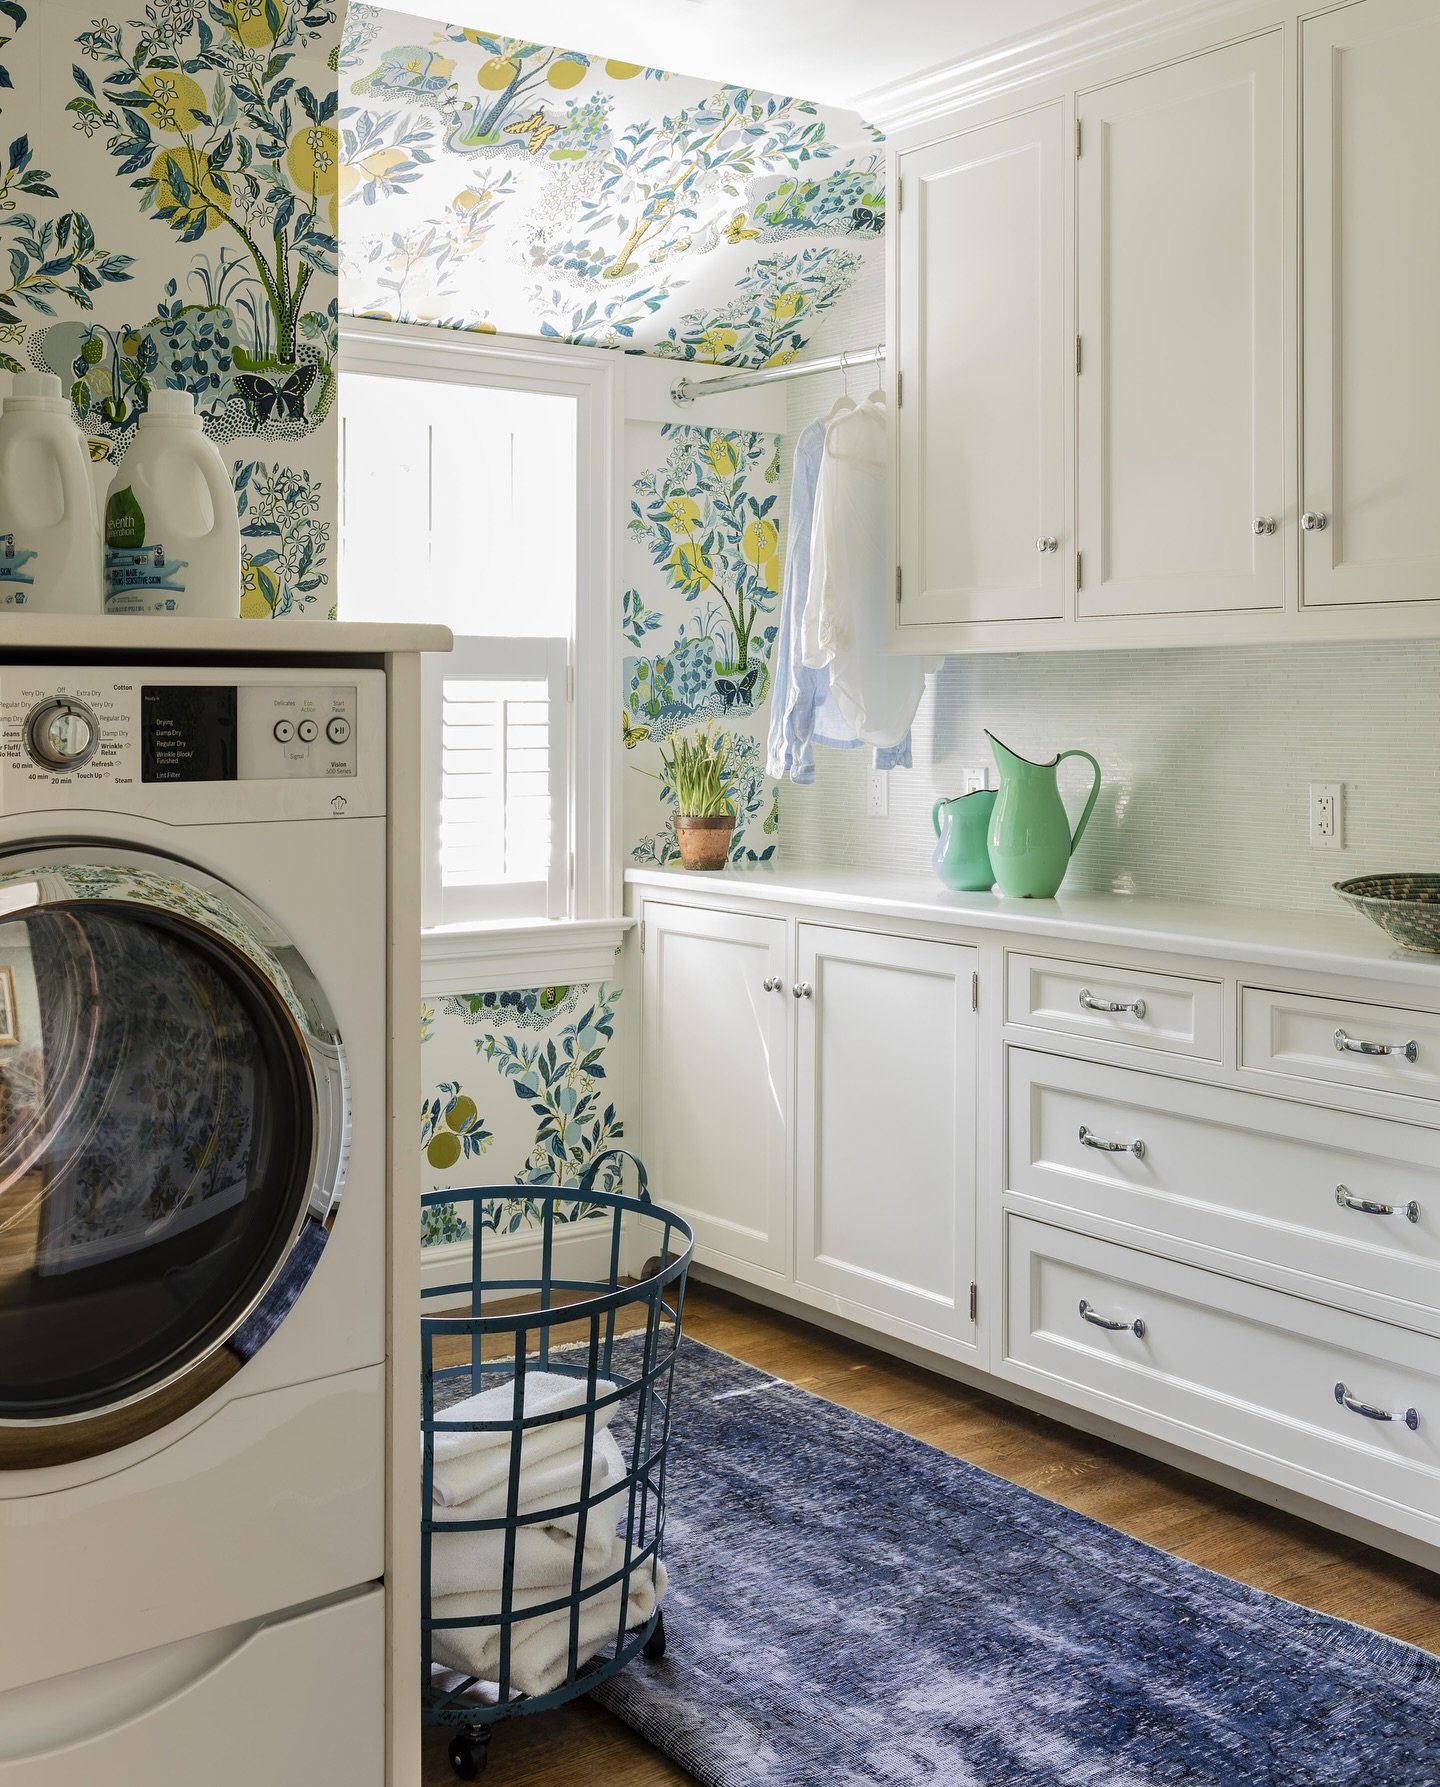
[1036,536,1058,554]
[762,976,782,993]
[1252,517,1276,536]
[792,982,812,999]
[1301,511,1328,531]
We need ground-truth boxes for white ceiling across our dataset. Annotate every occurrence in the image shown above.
[374,0,1139,111]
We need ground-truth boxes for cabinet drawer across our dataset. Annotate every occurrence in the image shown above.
[1007,1048,1440,1327]
[1240,985,1440,1103]
[1006,952,1222,1059]
[1006,1215,1440,1532]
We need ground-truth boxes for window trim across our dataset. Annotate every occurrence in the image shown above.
[340,318,622,950]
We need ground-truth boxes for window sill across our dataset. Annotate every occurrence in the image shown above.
[420,917,634,995]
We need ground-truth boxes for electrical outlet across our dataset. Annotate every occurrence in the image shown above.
[1310,782,1344,850]
[963,768,985,796]
[866,769,889,818]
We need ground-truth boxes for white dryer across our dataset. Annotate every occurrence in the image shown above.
[0,660,393,1783]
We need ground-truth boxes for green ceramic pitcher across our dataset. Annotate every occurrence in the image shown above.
[932,790,997,892]
[986,731,1102,899]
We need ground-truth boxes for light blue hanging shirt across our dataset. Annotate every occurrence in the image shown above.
[766,417,912,785]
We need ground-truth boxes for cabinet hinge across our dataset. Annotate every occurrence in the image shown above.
[895,565,903,605]
[896,369,903,407]
[1076,118,1082,157]
[1076,550,1083,590]
[969,1282,978,1323]
[639,919,646,955]
[896,179,903,214]
[971,970,979,1012]
[1075,334,1082,376]
[566,662,575,703]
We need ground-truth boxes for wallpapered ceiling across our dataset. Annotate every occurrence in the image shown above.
[338,5,884,363]
[1,0,339,618]
[625,424,782,866]
[420,982,624,1245]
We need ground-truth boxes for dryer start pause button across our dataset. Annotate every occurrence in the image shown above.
[237,686,357,781]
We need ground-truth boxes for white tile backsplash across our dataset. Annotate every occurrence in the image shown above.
[778,264,1440,916]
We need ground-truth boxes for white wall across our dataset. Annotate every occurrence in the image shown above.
[777,262,1440,916]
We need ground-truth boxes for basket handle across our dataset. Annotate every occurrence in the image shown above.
[578,1148,650,1202]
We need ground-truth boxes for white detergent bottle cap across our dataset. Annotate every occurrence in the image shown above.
[9,372,64,403]
[144,388,198,421]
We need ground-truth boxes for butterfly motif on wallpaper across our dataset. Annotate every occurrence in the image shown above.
[235,365,315,427]
[723,212,760,244]
[505,111,559,155]
[621,712,651,750]
[716,669,758,710]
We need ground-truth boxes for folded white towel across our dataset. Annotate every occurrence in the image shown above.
[434,1429,629,1541]
[429,1518,622,1601]
[429,1560,667,1698]
[429,1372,620,1508]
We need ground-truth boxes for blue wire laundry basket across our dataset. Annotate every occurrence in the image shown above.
[420,1150,693,1780]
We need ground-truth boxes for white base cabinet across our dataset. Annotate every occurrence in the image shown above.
[629,869,1440,1569]
[639,899,980,1354]
[640,901,791,1280]
[795,925,978,1343]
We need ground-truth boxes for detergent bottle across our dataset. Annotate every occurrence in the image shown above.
[105,389,240,617]
[0,372,103,612]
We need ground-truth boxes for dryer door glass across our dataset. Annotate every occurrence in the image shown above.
[0,904,314,1430]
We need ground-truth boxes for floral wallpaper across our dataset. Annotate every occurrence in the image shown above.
[2,0,339,618]
[625,424,781,865]
[338,5,884,365]
[420,982,624,1246]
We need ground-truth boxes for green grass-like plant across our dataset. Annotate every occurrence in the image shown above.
[659,725,735,818]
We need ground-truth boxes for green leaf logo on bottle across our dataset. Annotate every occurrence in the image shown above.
[105,485,146,552]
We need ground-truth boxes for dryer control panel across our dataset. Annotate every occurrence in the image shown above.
[0,665,385,821]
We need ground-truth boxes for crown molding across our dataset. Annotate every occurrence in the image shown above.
[853,0,1264,133]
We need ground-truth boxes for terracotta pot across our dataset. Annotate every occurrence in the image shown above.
[674,813,735,871]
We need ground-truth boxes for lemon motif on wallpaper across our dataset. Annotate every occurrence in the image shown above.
[422,1085,492,1171]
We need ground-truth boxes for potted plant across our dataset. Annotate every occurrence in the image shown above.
[661,726,736,870]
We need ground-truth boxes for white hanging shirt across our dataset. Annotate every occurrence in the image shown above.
[801,391,931,751]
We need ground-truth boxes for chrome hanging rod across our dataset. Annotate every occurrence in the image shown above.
[670,344,886,406]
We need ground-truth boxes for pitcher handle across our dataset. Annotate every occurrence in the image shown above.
[1056,749,1102,857]
[932,798,944,839]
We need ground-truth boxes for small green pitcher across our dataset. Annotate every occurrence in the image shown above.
[986,731,1102,899]
[932,790,997,892]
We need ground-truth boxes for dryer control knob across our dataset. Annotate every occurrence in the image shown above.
[25,697,99,771]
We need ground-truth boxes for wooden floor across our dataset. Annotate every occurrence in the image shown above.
[422,1281,1440,1786]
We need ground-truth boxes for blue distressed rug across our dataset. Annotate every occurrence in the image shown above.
[593,1337,1440,1786]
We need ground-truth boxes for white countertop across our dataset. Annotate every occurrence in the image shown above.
[625,863,1440,993]
[0,616,453,656]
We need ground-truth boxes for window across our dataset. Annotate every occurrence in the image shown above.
[339,323,617,942]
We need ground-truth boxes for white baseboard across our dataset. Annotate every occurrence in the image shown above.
[420,1218,644,1311]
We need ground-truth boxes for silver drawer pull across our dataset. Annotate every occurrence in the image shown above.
[1335,1184,1420,1224]
[1334,1381,1418,1432]
[1079,987,1147,1019]
[792,982,812,1000]
[1079,1124,1146,1160]
[1079,1298,1146,1339]
[762,975,782,992]
[1334,1026,1418,1064]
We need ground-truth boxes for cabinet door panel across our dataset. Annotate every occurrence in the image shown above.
[795,925,977,1345]
[1078,35,1284,616]
[896,105,1064,628]
[640,902,789,1277]
[1302,0,1440,608]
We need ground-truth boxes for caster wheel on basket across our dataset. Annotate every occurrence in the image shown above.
[448,1728,490,1779]
[644,1611,667,1662]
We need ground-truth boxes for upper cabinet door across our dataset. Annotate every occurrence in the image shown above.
[1302,0,1440,609]
[1077,35,1285,618]
[894,104,1065,630]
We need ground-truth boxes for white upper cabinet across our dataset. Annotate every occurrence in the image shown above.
[1301,0,1440,609]
[893,104,1065,631]
[1076,35,1285,618]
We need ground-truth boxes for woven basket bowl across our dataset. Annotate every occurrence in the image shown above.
[1334,874,1440,954]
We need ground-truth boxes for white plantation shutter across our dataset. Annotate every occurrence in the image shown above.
[422,638,570,925]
